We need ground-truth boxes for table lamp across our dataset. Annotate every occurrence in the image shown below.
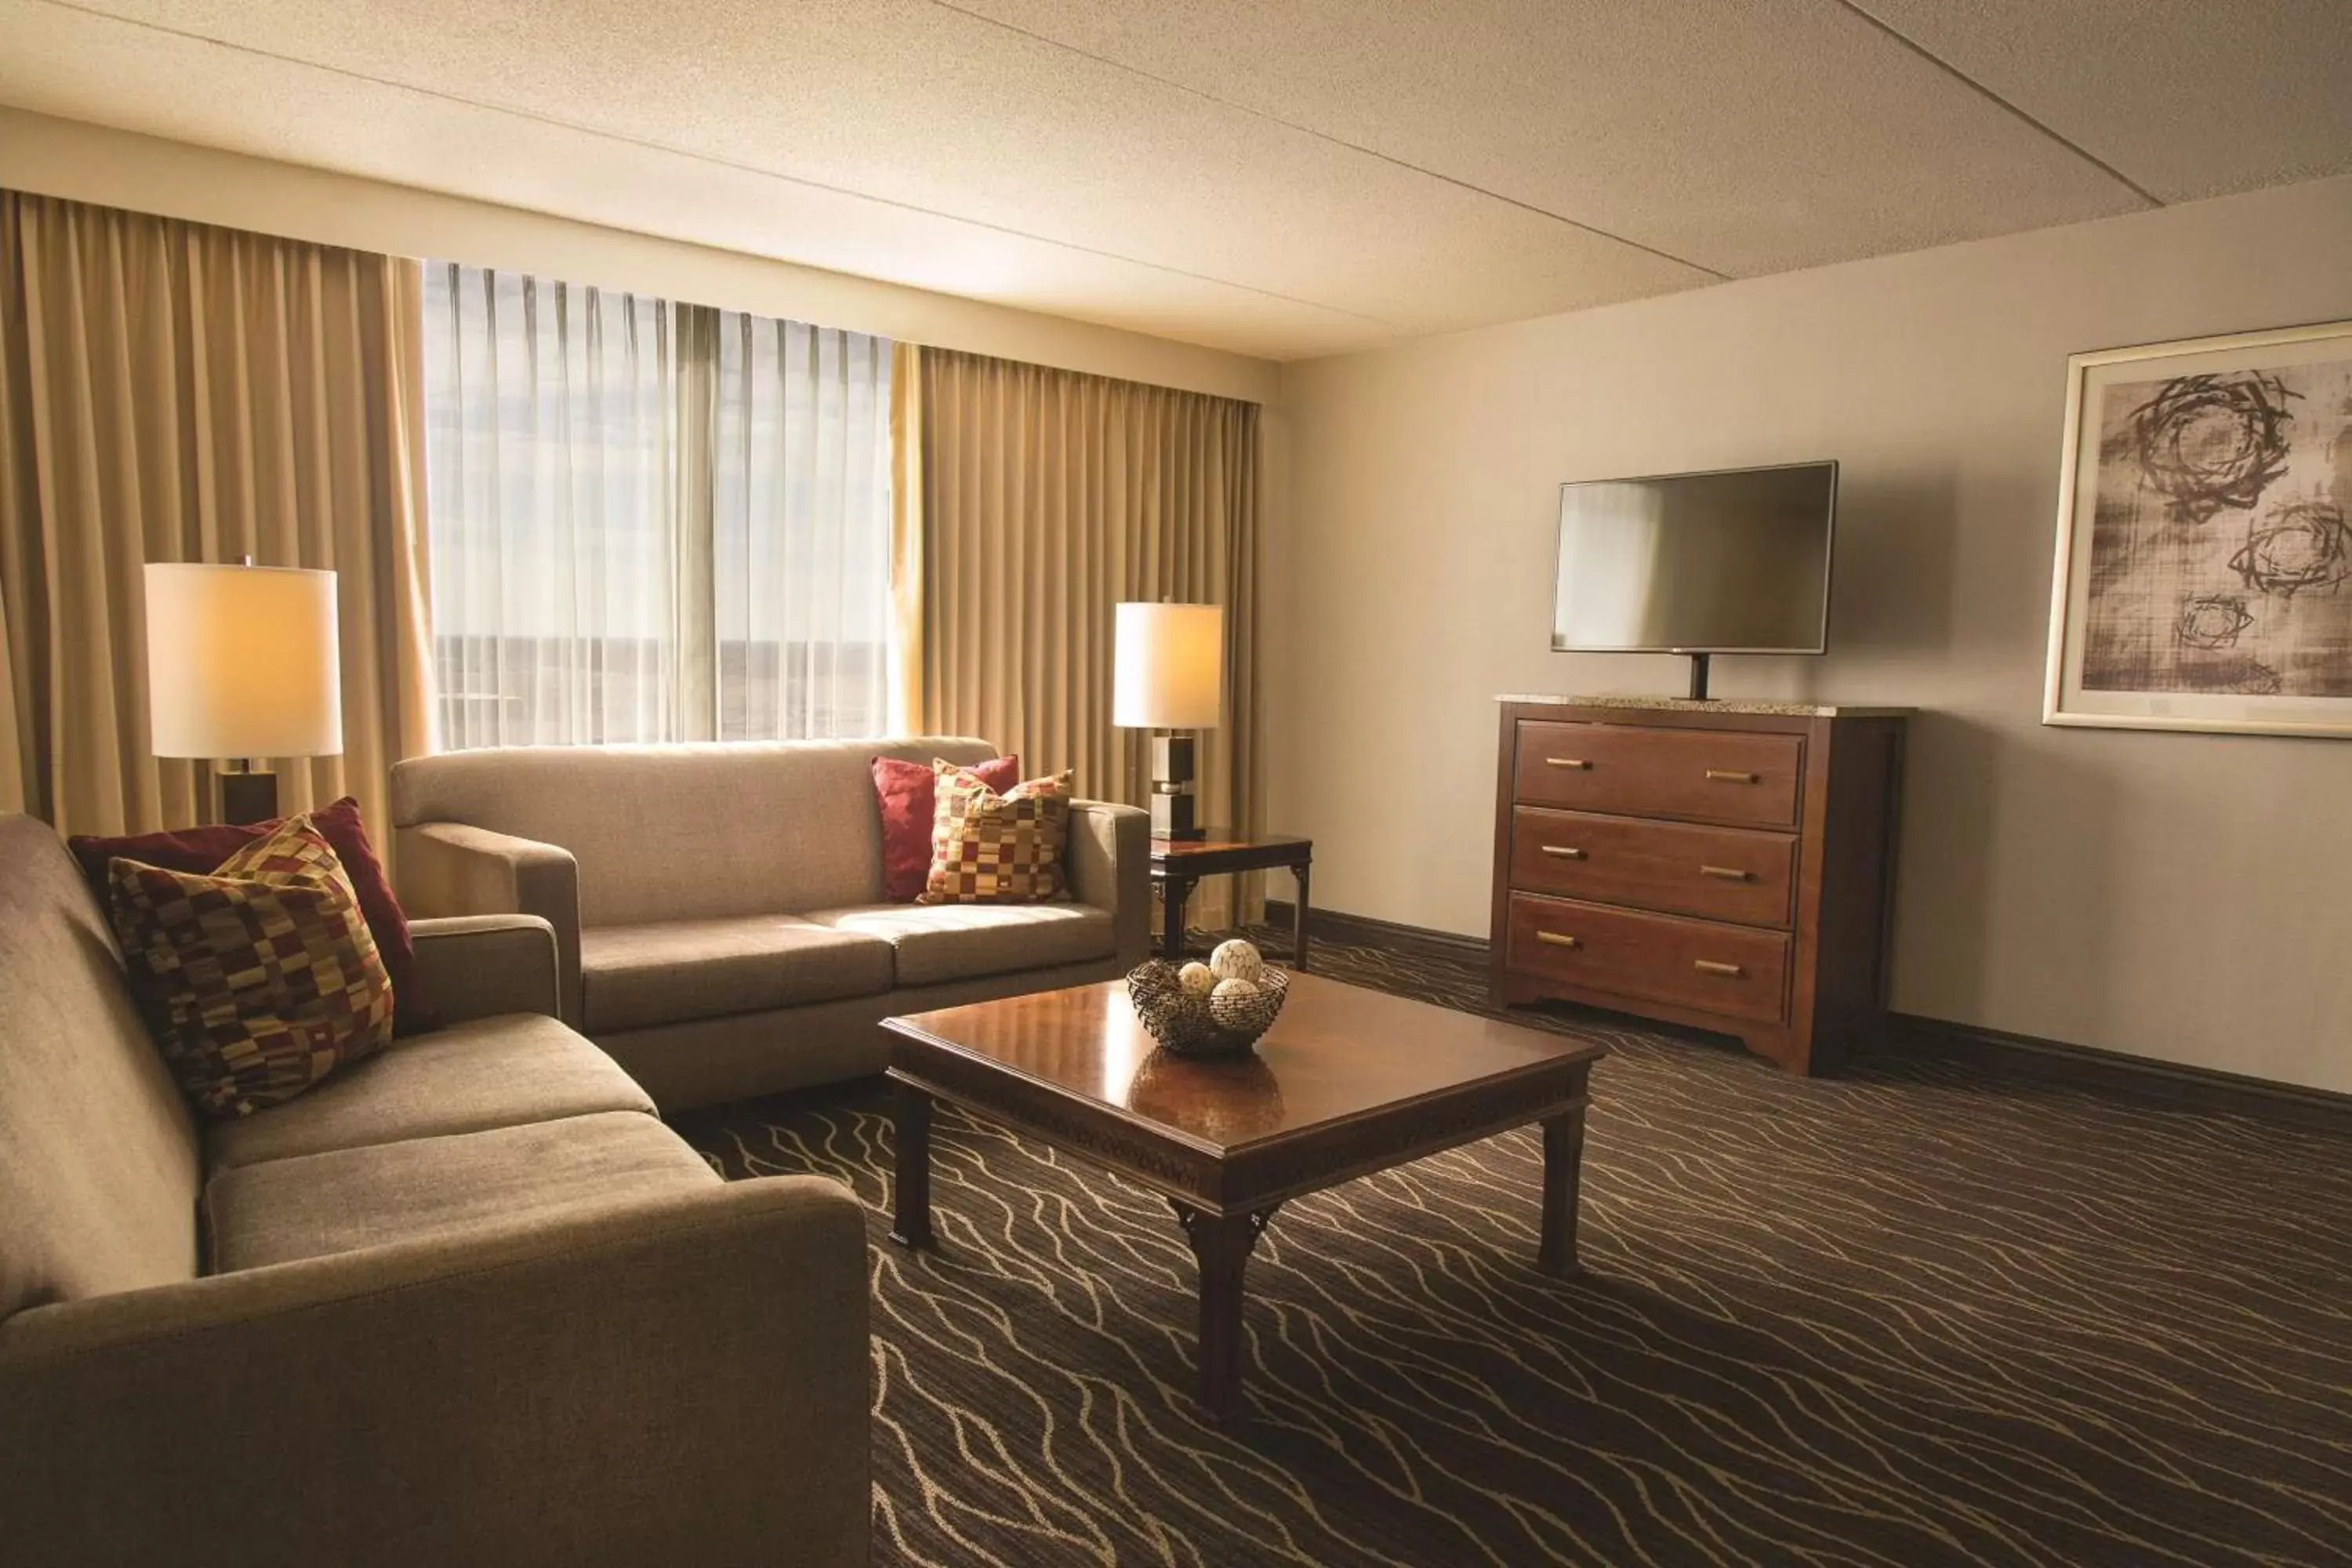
[144,561,343,826]
[1113,601,1222,840]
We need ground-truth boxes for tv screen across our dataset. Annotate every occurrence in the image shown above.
[1552,461,1836,655]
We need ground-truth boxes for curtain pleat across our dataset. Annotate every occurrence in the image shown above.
[917,349,1263,928]
[0,189,432,844]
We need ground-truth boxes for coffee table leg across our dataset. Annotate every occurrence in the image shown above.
[1538,1110,1585,1275]
[889,1083,935,1250]
[1173,1203,1270,1420]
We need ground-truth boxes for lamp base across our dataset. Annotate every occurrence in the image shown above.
[218,767,280,826]
[1151,791,1204,840]
[1149,733,1204,840]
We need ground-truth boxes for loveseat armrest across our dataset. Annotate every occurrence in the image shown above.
[1066,799,1151,967]
[397,821,584,1025]
[0,1175,869,1568]
[408,913,560,1024]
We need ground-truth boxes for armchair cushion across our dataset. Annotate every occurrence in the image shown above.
[205,1111,717,1272]
[581,916,895,1034]
[205,1014,653,1172]
[805,901,1115,987]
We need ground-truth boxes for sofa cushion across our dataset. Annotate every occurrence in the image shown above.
[581,916,895,1035]
[804,901,1115,987]
[0,815,202,1319]
[71,795,438,1036]
[204,1111,719,1272]
[109,816,395,1120]
[918,764,1076,906]
[205,1012,655,1171]
[873,753,1022,902]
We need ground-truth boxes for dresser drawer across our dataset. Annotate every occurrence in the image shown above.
[1505,893,1790,1024]
[1508,807,1795,927]
[1513,721,1802,828]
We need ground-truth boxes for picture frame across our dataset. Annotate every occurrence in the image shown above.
[2044,317,2352,737]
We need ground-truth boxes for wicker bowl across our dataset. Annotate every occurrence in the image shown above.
[1126,960,1290,1058]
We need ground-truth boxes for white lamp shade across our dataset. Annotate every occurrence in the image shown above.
[1112,601,1223,730]
[144,563,343,758]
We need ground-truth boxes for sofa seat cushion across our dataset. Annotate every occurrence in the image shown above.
[581,916,895,1034]
[804,901,1115,988]
[205,1013,654,1172]
[204,1110,718,1272]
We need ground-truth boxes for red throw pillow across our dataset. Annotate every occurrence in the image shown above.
[873,753,1021,902]
[71,796,439,1036]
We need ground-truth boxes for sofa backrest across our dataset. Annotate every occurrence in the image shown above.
[0,815,201,1320]
[389,737,1002,927]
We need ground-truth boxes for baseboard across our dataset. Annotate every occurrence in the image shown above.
[1884,1014,2352,1132]
[1265,900,1488,967]
[1269,900,2352,1130]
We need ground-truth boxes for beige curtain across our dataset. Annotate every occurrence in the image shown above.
[916,347,1263,927]
[0,190,432,844]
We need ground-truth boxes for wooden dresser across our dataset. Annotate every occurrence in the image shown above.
[1490,696,1907,1075]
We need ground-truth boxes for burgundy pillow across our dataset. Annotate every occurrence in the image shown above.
[873,753,1022,902]
[71,796,439,1036]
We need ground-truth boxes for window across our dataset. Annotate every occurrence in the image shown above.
[422,263,892,750]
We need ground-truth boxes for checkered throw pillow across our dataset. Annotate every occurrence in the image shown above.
[108,814,395,1120]
[917,761,1076,905]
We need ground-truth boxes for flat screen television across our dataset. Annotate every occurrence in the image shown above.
[1552,460,1837,698]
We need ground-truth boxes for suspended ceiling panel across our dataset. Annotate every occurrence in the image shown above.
[1,0,2345,360]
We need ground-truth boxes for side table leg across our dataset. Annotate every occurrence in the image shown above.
[1292,861,1312,971]
[889,1082,935,1250]
[1173,1203,1271,1420]
[1160,876,1191,962]
[1537,1109,1585,1276]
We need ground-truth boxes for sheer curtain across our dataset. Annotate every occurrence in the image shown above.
[422,263,891,750]
[713,313,891,740]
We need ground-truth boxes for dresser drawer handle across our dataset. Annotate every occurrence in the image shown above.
[1535,931,1581,949]
[1693,959,1745,977]
[1698,865,1751,882]
[1539,845,1587,860]
[1544,757,1592,771]
[1704,768,1759,784]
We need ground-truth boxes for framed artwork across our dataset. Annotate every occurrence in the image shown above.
[2044,318,2352,736]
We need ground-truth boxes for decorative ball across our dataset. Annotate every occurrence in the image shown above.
[1209,939,1264,982]
[1178,961,1217,995]
[1210,976,1261,1001]
[1130,958,1178,989]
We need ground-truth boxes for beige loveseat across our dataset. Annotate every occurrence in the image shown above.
[390,737,1152,1109]
[0,815,869,1568]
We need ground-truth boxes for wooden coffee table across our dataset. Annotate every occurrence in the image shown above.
[880,974,1606,1419]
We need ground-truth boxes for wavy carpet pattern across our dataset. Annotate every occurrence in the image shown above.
[677,935,2352,1567]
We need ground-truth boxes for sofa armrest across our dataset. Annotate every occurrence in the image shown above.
[1066,800,1151,966]
[396,821,584,1026]
[408,913,560,1025]
[0,1176,869,1568]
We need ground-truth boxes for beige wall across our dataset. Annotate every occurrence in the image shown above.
[0,109,1277,405]
[1272,174,2352,1092]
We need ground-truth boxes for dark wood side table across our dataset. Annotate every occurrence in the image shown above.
[1149,829,1312,968]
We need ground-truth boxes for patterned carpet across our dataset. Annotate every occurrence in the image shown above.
[674,934,2352,1568]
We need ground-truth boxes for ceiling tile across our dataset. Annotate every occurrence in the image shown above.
[24,0,1711,340]
[949,0,2152,276]
[1849,0,2352,201]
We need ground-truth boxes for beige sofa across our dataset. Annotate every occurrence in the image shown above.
[0,815,869,1568]
[390,737,1152,1110]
